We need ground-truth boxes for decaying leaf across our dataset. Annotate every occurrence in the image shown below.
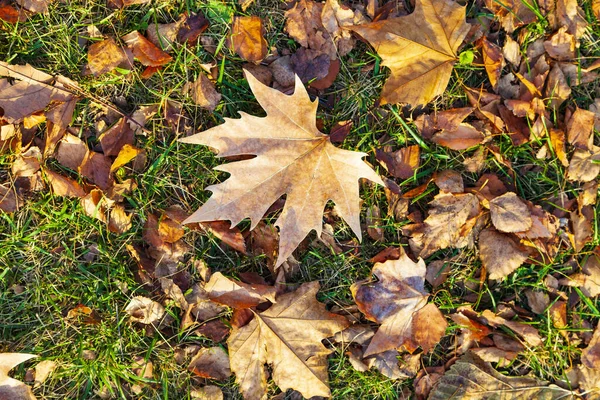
[179,70,382,267]
[0,353,37,400]
[351,0,470,105]
[351,249,447,356]
[429,352,572,399]
[227,282,349,399]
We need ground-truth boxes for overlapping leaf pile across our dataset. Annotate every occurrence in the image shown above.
[2,0,600,398]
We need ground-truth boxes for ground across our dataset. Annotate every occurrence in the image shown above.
[1,0,600,399]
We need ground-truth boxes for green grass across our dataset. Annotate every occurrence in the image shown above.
[1,0,600,399]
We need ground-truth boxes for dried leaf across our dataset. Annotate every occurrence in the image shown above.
[125,296,165,324]
[204,272,276,309]
[33,360,56,387]
[429,352,570,399]
[481,38,504,90]
[479,227,529,280]
[351,251,447,356]
[179,70,382,267]
[351,0,470,105]
[188,347,231,381]
[122,31,173,67]
[111,144,143,172]
[0,353,37,400]
[567,146,600,182]
[227,282,349,399]
[403,192,480,258]
[86,38,128,76]
[230,16,268,64]
[0,3,26,23]
[489,192,532,233]
[43,169,86,198]
[183,74,221,111]
[0,62,74,124]
[431,124,485,150]
[567,108,594,150]
[375,145,420,179]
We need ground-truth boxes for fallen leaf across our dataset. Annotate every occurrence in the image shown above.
[183,73,221,111]
[544,27,575,60]
[179,70,382,267]
[86,38,128,76]
[479,227,529,280]
[0,3,26,23]
[489,192,532,233]
[194,220,247,254]
[559,252,600,298]
[351,0,470,105]
[0,353,37,400]
[485,0,536,33]
[429,352,571,399]
[481,38,504,90]
[188,347,231,381]
[125,296,165,324]
[147,20,182,51]
[351,250,447,356]
[0,183,21,212]
[79,151,113,190]
[567,146,600,182]
[431,124,485,150]
[43,169,86,198]
[111,144,143,172]
[375,145,420,179]
[98,117,134,157]
[204,272,276,309]
[0,62,74,124]
[122,31,173,67]
[556,0,588,39]
[479,309,542,347]
[16,0,49,14]
[230,16,268,63]
[567,107,594,150]
[190,385,223,400]
[432,173,463,197]
[177,12,209,44]
[402,192,480,258]
[502,36,521,66]
[227,282,349,399]
[33,360,56,388]
[55,133,88,170]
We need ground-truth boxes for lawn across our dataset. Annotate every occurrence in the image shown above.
[1,0,600,399]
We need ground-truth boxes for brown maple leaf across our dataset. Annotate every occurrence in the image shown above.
[351,250,447,356]
[227,281,349,399]
[180,70,382,267]
[351,0,470,105]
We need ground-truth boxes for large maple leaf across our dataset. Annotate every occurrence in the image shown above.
[351,0,470,106]
[227,281,349,399]
[180,70,383,266]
